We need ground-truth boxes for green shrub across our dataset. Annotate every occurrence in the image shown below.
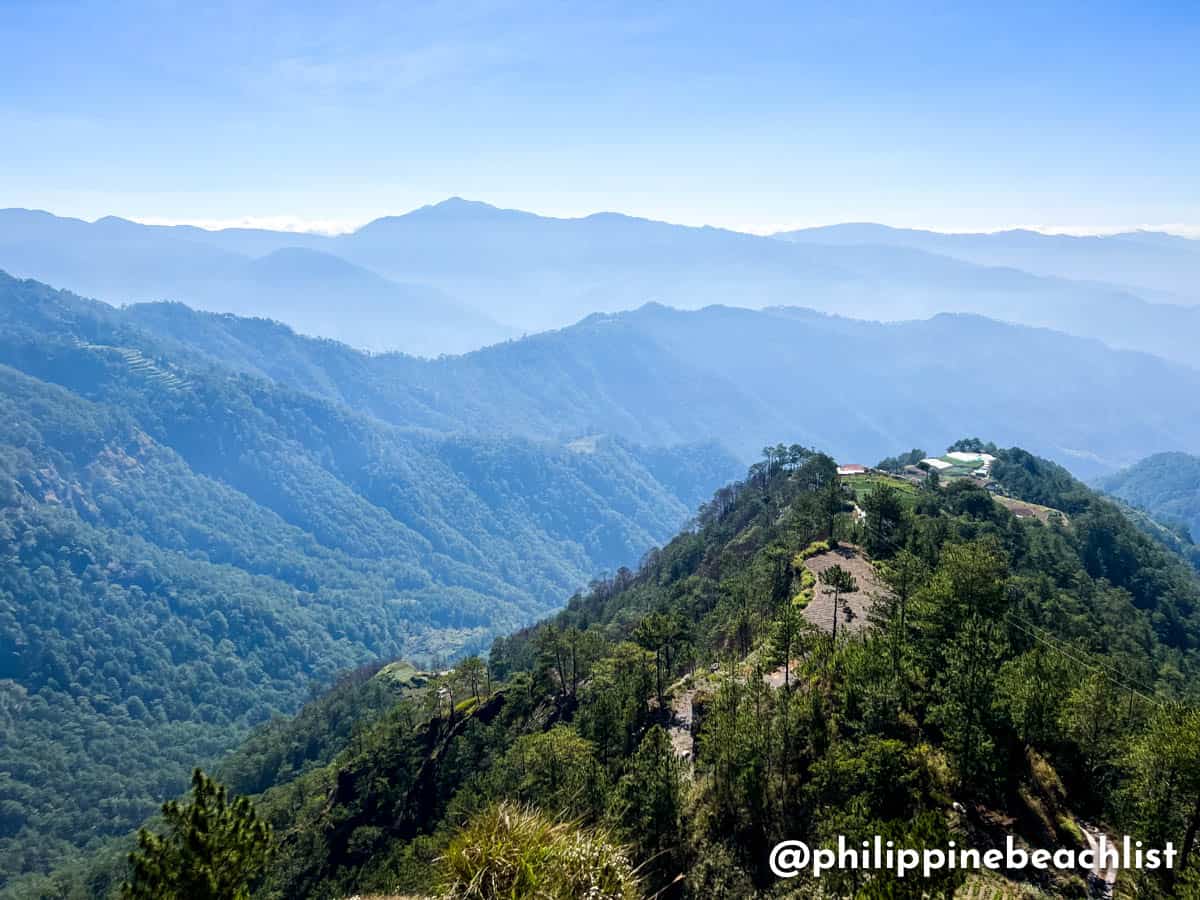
[1055,814,1084,849]
[792,540,831,569]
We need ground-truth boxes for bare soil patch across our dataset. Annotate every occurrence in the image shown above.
[993,494,1069,526]
[801,544,889,635]
[668,686,696,760]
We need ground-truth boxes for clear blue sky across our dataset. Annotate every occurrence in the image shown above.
[3,1,1197,234]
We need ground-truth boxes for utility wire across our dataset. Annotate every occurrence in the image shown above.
[1003,609,1160,695]
[1004,614,1164,709]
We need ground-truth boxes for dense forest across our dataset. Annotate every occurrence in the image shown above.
[0,273,739,886]
[26,442,1200,899]
[1098,453,1200,550]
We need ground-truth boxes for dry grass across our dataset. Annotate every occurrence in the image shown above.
[437,802,640,900]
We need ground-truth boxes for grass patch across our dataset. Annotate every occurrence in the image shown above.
[375,660,421,686]
[843,474,919,509]
[454,696,480,714]
[1055,814,1085,849]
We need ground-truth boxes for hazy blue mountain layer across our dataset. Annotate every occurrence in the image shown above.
[125,293,1200,479]
[777,221,1200,304]
[0,209,509,355]
[4,202,1199,364]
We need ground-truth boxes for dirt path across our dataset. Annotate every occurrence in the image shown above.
[758,547,888,687]
[764,663,792,690]
[1078,821,1116,899]
[676,550,887,756]
[667,683,697,761]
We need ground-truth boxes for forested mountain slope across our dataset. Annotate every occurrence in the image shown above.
[1098,452,1200,542]
[0,273,739,885]
[6,266,1200,892]
[125,298,1200,478]
[47,443,1200,899]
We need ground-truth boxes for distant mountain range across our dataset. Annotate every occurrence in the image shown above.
[116,285,1200,479]
[0,208,512,356]
[3,201,1198,364]
[776,222,1200,304]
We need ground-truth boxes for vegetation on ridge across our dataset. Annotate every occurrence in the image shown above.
[38,441,1200,899]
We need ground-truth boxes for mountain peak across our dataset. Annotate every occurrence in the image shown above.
[352,197,516,236]
[92,214,143,231]
[432,195,490,210]
[410,196,509,219]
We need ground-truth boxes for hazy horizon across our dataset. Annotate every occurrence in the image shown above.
[8,197,1200,240]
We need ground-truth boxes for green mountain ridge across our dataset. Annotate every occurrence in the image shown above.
[6,267,1200,896]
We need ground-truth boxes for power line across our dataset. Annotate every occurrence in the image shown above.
[1004,613,1164,709]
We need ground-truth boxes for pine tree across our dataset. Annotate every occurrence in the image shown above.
[769,601,806,690]
[121,768,272,900]
[611,725,685,871]
[1126,706,1200,888]
[819,564,858,642]
[1059,672,1124,804]
[457,655,486,702]
[862,482,906,558]
[872,549,929,698]
[930,615,1005,792]
[634,612,676,711]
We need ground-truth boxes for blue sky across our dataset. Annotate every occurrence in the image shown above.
[2,0,1198,234]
